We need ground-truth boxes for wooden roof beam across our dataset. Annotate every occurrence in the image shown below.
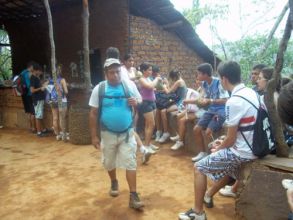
[162,20,183,29]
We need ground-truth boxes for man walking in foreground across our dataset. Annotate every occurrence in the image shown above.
[89,58,144,210]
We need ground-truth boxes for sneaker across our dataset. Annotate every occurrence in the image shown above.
[203,194,213,208]
[146,147,157,154]
[178,208,207,220]
[41,129,50,134]
[129,192,144,209]
[155,131,162,142]
[219,185,236,198]
[170,134,179,142]
[171,140,184,150]
[142,150,152,164]
[158,132,170,143]
[282,179,293,190]
[61,133,67,142]
[150,144,159,151]
[191,152,208,162]
[66,132,70,141]
[37,132,47,137]
[56,134,62,141]
[109,180,119,197]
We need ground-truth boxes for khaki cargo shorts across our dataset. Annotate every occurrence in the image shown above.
[100,129,137,171]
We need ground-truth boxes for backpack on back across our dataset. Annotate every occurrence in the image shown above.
[46,78,63,103]
[98,80,134,134]
[234,94,275,158]
[12,74,26,96]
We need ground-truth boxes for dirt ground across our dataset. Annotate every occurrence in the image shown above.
[0,128,235,220]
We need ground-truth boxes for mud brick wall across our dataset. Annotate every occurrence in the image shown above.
[0,88,52,129]
[130,15,204,88]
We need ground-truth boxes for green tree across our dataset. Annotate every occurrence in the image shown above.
[182,0,228,28]
[0,29,12,81]
[214,35,293,84]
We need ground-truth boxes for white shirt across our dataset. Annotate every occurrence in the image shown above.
[226,83,259,159]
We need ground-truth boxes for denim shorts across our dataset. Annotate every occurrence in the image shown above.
[197,111,225,132]
[138,100,156,114]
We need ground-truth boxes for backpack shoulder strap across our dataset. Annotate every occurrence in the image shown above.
[98,81,106,118]
[232,94,259,110]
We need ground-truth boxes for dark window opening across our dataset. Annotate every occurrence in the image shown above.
[90,49,103,86]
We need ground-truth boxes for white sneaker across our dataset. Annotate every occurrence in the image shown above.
[56,134,62,141]
[282,179,293,190]
[155,131,162,142]
[178,208,207,220]
[171,141,184,150]
[66,132,70,141]
[146,147,156,154]
[158,132,170,143]
[191,152,208,162]
[170,134,179,142]
[219,185,236,198]
[150,144,159,151]
[142,150,152,164]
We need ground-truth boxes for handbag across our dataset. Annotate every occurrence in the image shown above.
[155,92,178,109]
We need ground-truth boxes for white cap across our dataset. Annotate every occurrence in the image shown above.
[104,58,121,68]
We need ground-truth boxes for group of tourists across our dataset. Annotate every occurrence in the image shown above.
[88,46,293,219]
[19,61,69,141]
[17,47,292,219]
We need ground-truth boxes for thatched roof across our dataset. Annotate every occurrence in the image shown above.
[0,0,219,65]
[130,0,219,65]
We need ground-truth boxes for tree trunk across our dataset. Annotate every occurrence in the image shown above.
[82,0,91,92]
[43,0,62,108]
[264,11,292,158]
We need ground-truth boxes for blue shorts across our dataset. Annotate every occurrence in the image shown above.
[197,111,225,132]
[138,100,156,114]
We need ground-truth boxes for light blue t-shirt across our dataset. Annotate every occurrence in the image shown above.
[100,82,132,132]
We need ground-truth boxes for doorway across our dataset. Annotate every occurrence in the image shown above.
[90,49,103,86]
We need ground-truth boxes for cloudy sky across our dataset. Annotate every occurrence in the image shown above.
[170,0,288,47]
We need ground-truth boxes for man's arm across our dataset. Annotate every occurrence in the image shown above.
[89,107,100,149]
[211,125,238,152]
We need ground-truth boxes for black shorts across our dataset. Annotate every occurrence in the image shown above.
[21,95,35,115]
[138,100,156,114]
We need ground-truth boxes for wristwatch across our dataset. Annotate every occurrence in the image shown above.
[210,99,214,104]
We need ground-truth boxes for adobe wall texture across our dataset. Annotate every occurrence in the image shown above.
[129,15,204,88]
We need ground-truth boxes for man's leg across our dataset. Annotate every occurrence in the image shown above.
[194,125,205,152]
[194,165,207,214]
[30,114,36,132]
[206,175,231,197]
[108,169,117,181]
[126,170,136,192]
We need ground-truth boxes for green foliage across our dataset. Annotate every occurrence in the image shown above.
[182,0,228,28]
[0,29,12,80]
[214,35,293,83]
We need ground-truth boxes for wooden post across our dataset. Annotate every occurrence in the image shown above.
[43,0,62,108]
[264,5,293,157]
[82,0,91,92]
